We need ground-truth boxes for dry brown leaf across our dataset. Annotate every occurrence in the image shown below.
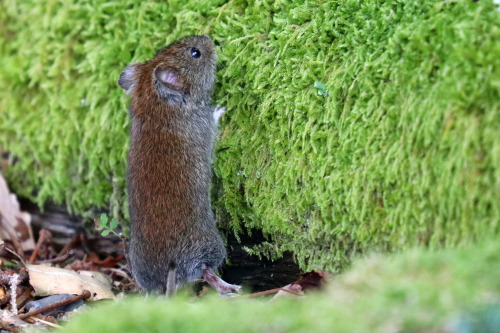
[0,173,35,253]
[64,252,125,271]
[88,253,125,268]
[27,264,114,300]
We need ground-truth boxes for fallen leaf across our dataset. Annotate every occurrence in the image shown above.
[27,264,114,300]
[90,253,125,268]
[0,173,35,253]
[64,252,125,271]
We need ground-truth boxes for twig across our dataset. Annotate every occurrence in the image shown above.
[57,235,83,257]
[34,251,72,265]
[18,290,91,320]
[29,317,62,329]
[121,282,137,288]
[15,286,34,312]
[29,229,51,264]
[101,267,131,280]
[227,287,302,300]
[3,245,26,267]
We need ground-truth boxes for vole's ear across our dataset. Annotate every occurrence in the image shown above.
[118,63,139,93]
[154,66,188,96]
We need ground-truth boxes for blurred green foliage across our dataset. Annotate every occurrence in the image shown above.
[1,0,500,272]
[61,236,500,333]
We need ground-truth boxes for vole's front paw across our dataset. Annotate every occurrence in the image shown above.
[213,105,226,123]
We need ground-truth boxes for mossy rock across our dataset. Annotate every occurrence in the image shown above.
[1,0,500,272]
[60,236,500,333]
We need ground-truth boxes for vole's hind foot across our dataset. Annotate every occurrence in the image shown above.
[202,267,241,295]
[213,105,226,123]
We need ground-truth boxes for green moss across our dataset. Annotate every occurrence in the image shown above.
[1,0,500,271]
[60,236,500,332]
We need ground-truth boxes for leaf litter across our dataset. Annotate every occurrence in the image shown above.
[0,172,130,331]
[0,171,329,331]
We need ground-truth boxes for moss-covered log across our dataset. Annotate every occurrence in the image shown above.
[1,0,499,272]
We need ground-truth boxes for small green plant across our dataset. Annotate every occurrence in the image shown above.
[1,261,18,268]
[314,81,329,97]
[96,213,121,237]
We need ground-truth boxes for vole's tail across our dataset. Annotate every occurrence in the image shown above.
[166,263,177,297]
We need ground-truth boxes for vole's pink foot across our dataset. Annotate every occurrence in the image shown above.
[213,105,226,123]
[202,267,241,295]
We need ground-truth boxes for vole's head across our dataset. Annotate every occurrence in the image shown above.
[118,35,217,105]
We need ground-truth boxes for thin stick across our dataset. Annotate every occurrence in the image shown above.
[227,287,302,300]
[30,317,62,329]
[57,235,83,257]
[4,246,26,267]
[15,286,34,312]
[34,252,71,265]
[18,290,91,320]
[102,267,131,280]
[29,229,50,264]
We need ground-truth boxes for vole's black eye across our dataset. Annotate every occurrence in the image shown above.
[190,48,201,59]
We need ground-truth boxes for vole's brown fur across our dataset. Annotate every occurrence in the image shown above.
[118,36,236,295]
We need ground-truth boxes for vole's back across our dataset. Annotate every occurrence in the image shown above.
[127,102,225,291]
[119,36,226,293]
